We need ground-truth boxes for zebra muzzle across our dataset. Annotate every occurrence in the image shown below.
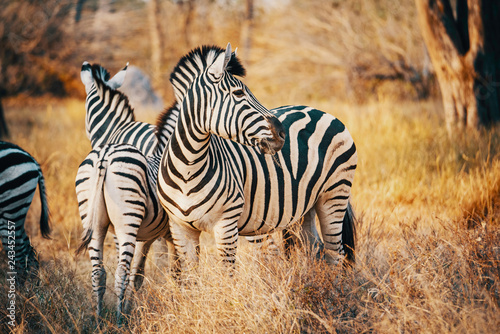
[259,117,285,155]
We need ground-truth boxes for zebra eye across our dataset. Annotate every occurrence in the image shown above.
[233,89,245,98]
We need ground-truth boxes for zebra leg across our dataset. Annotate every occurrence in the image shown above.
[159,232,181,277]
[88,226,108,321]
[130,240,154,292]
[0,182,39,283]
[213,219,239,272]
[152,237,170,270]
[315,194,350,265]
[124,239,154,316]
[245,234,279,256]
[113,235,137,325]
[166,237,180,275]
[169,218,201,275]
[1,216,39,284]
[280,209,323,259]
[294,208,324,258]
[113,234,120,261]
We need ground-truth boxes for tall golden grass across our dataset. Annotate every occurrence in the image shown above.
[0,94,498,333]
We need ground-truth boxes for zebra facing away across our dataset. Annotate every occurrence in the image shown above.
[80,61,180,269]
[74,100,179,323]
[157,44,357,273]
[0,141,51,283]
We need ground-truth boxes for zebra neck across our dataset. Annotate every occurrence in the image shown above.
[165,107,212,180]
[86,86,135,148]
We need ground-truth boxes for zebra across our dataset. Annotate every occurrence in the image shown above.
[74,104,178,322]
[0,141,51,283]
[80,61,180,268]
[157,44,357,273]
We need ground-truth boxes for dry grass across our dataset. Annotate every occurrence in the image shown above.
[2,0,499,332]
[0,95,499,333]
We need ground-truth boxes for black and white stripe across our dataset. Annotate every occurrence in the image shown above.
[80,60,180,274]
[74,114,175,320]
[157,44,357,271]
[80,61,159,156]
[0,141,51,283]
[82,61,285,258]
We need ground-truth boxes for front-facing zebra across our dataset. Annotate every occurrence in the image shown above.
[0,141,51,283]
[157,44,357,273]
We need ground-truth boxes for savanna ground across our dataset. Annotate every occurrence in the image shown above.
[1,0,500,333]
[1,95,499,333]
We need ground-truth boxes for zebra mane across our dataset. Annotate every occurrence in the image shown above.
[170,45,246,102]
[90,64,136,122]
[155,101,180,152]
[90,63,111,83]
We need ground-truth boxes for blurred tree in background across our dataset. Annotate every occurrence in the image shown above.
[0,0,76,97]
[0,0,437,107]
[416,0,500,132]
[0,0,76,138]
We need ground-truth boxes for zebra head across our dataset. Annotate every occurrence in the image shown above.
[171,43,285,155]
[80,61,129,95]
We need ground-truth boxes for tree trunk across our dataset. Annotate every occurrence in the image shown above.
[415,0,500,133]
[240,0,254,63]
[0,97,8,139]
[148,0,164,91]
[181,0,195,48]
[75,0,86,23]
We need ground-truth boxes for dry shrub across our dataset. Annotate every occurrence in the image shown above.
[2,0,435,104]
[0,0,78,96]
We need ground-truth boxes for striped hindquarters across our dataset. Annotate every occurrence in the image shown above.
[0,141,51,276]
[75,144,168,253]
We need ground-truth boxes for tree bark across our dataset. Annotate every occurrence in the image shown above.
[75,0,86,23]
[240,0,254,63]
[0,97,8,139]
[415,0,500,133]
[148,0,164,91]
[181,0,195,48]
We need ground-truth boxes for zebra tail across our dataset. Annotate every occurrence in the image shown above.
[76,159,107,255]
[342,201,356,263]
[37,168,51,239]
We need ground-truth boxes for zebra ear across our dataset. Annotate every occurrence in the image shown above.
[107,62,129,90]
[80,61,94,94]
[208,43,232,79]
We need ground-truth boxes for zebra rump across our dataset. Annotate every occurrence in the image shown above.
[0,141,51,280]
[75,143,171,322]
